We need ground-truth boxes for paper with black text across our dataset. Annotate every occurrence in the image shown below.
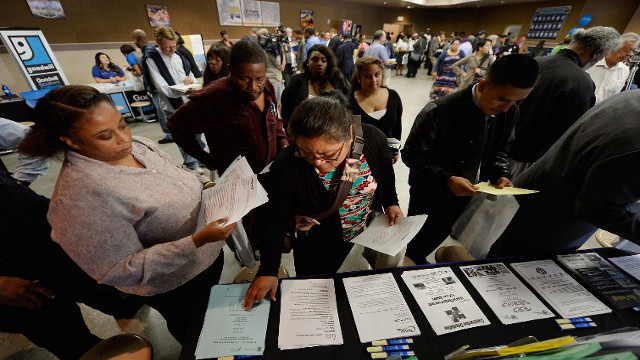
[343,273,420,343]
[510,260,611,318]
[168,83,201,93]
[401,267,490,335]
[610,254,640,282]
[201,156,268,225]
[460,263,554,324]
[195,283,270,359]
[351,213,427,256]
[278,279,343,350]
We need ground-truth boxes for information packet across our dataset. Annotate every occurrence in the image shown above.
[401,267,490,335]
[460,263,554,324]
[511,259,611,318]
[557,253,640,309]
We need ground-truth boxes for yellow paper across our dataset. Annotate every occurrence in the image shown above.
[475,182,539,196]
[448,336,576,360]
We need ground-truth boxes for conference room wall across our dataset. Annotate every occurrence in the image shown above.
[0,0,387,43]
[385,0,638,43]
[0,0,385,93]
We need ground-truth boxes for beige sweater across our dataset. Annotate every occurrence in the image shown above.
[48,136,223,296]
[452,52,495,90]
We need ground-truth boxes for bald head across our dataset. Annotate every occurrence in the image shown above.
[132,29,148,49]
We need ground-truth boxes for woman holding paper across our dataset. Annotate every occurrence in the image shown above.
[244,91,403,310]
[18,85,235,343]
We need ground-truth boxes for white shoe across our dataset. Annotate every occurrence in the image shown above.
[183,165,210,184]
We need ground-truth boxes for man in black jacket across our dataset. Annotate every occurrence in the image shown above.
[507,26,621,176]
[327,28,342,54]
[402,54,539,264]
[490,91,640,257]
[336,32,357,80]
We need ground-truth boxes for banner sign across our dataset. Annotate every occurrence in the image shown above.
[0,28,69,90]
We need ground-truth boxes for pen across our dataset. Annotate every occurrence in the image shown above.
[371,338,414,346]
[371,351,415,359]
[367,345,411,353]
[555,317,592,324]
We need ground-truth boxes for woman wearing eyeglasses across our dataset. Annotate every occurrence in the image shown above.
[243,91,403,309]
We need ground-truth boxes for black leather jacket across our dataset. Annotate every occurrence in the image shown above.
[402,85,515,213]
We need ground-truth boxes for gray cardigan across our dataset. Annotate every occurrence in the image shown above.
[452,52,495,90]
[48,136,223,296]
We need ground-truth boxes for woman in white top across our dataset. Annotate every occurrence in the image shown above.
[395,34,409,76]
[349,56,403,163]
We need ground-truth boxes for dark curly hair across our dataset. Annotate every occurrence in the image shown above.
[303,44,341,88]
[288,90,352,143]
[18,85,111,158]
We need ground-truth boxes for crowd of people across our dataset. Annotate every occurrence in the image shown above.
[2,21,640,359]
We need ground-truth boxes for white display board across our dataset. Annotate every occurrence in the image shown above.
[0,28,69,90]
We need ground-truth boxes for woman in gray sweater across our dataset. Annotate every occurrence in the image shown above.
[19,85,235,343]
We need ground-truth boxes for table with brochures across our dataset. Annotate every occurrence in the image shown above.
[179,247,640,360]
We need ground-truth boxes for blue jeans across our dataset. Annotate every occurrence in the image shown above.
[151,91,171,140]
[180,134,207,170]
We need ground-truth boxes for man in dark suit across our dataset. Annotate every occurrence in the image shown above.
[328,28,342,54]
[507,26,621,176]
[490,91,640,257]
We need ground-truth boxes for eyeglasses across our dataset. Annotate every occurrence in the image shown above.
[164,45,178,51]
[294,142,345,162]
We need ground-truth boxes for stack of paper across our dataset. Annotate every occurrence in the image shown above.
[557,253,640,309]
[201,156,269,226]
[342,273,420,343]
[401,267,490,335]
[169,82,202,93]
[351,213,427,256]
[460,263,554,324]
[609,254,640,282]
[278,279,344,350]
[511,260,612,318]
[195,283,270,359]
[444,336,577,360]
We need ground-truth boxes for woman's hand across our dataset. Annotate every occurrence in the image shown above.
[294,215,320,232]
[385,205,404,226]
[192,218,236,247]
[0,277,55,309]
[243,275,278,311]
[475,68,482,75]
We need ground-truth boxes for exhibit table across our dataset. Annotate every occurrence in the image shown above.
[179,248,640,360]
[87,83,156,121]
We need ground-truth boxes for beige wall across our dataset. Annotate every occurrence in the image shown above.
[0,0,386,43]
[382,0,638,44]
[1,0,637,93]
